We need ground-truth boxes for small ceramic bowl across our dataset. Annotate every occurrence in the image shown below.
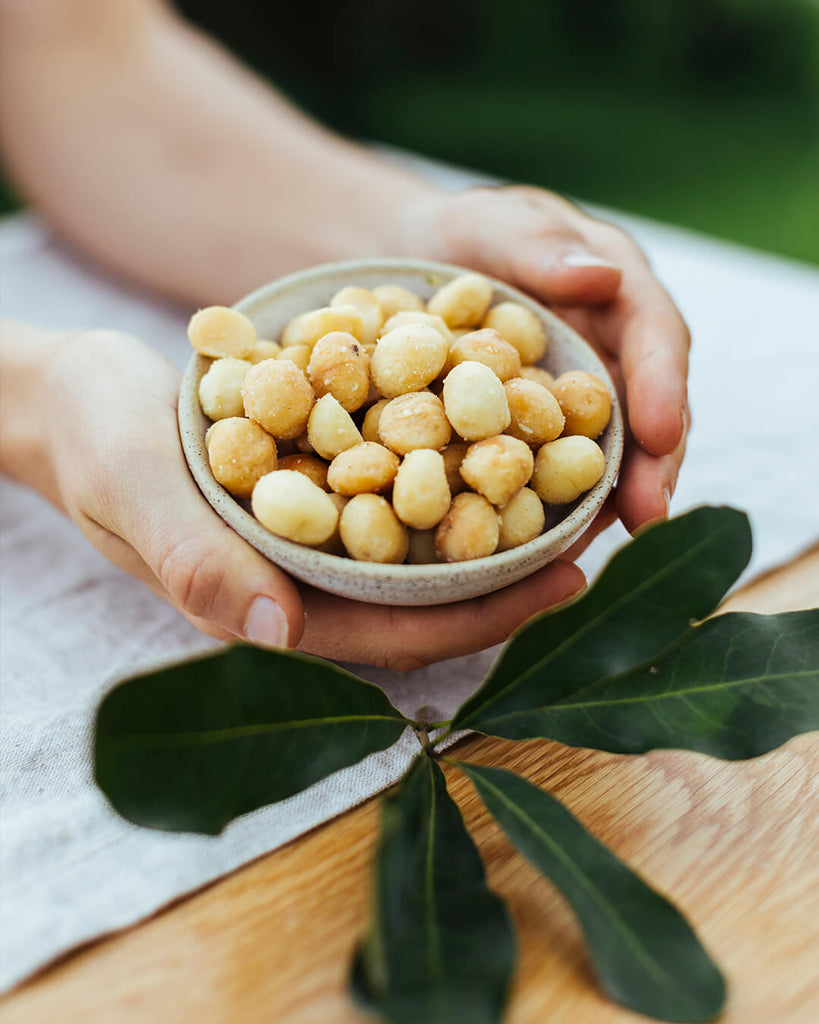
[179,258,624,606]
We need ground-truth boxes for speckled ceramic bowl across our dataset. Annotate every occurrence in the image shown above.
[179,258,624,605]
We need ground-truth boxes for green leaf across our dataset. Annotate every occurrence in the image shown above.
[453,506,752,737]
[491,609,819,757]
[459,763,726,1023]
[352,755,515,1024]
[94,645,408,835]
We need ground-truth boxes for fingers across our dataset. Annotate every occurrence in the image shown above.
[417,188,622,307]
[296,559,586,671]
[615,413,689,533]
[49,330,305,647]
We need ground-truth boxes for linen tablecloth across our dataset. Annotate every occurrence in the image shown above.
[2,162,818,989]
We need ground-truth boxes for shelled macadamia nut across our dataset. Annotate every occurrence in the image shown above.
[498,487,546,551]
[277,453,330,491]
[531,436,606,505]
[242,358,315,439]
[372,283,424,319]
[340,494,409,563]
[392,449,451,530]
[427,272,493,328]
[248,339,282,363]
[442,361,511,441]
[459,435,534,507]
[361,398,390,442]
[371,324,448,398]
[377,392,451,454]
[435,492,499,562]
[277,344,311,372]
[251,470,338,545]
[449,328,521,382]
[330,286,384,346]
[307,331,370,412]
[551,370,612,438]
[207,417,277,498]
[188,306,256,359]
[519,365,557,391]
[198,357,253,420]
[381,310,454,347]
[504,377,565,446]
[327,442,399,496]
[483,301,548,364]
[441,443,470,495]
[307,394,363,460]
[280,305,365,349]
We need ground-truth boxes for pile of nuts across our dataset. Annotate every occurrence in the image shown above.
[189,273,612,564]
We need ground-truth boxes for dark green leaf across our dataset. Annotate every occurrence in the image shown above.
[459,763,726,1023]
[453,506,752,737]
[352,755,515,1024]
[490,609,819,757]
[94,645,408,834]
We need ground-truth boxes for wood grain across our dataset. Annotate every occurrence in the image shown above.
[2,546,818,1024]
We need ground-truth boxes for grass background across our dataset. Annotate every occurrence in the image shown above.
[4,0,818,264]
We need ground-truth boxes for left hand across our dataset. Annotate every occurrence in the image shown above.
[399,185,690,536]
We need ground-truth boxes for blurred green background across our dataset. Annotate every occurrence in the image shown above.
[4,0,818,264]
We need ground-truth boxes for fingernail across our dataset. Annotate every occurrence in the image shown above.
[561,250,619,270]
[245,596,289,649]
[662,486,672,516]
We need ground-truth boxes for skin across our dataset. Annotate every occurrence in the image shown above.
[0,0,688,670]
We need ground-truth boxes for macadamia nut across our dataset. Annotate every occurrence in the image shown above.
[449,328,521,382]
[207,417,277,498]
[188,306,257,359]
[307,331,370,412]
[406,529,439,564]
[307,394,363,460]
[371,324,448,398]
[277,453,330,491]
[251,470,338,545]
[198,357,253,420]
[377,392,451,454]
[381,311,454,347]
[248,339,282,363]
[498,487,546,550]
[327,442,399,496]
[551,370,612,438]
[483,301,548,364]
[392,449,451,529]
[427,272,493,328]
[435,492,499,562]
[330,286,384,346]
[242,359,315,439]
[531,436,606,505]
[280,306,365,349]
[277,344,311,372]
[459,435,534,506]
[340,494,409,563]
[361,398,390,442]
[441,443,470,495]
[519,365,557,390]
[442,362,511,441]
[372,284,424,319]
[504,377,565,446]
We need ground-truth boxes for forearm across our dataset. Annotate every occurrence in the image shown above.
[0,0,438,307]
[0,321,63,504]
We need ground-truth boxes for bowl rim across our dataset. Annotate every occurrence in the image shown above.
[179,257,624,602]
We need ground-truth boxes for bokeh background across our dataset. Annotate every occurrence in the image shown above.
[4,0,818,264]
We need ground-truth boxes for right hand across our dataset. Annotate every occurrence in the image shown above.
[42,329,586,670]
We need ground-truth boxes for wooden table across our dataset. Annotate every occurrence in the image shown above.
[3,547,818,1024]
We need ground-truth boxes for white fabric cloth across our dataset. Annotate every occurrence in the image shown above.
[2,177,818,991]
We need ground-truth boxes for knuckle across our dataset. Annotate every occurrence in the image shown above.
[157,535,227,621]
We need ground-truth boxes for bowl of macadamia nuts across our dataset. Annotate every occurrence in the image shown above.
[178,259,624,605]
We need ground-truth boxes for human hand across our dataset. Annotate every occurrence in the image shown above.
[40,329,584,669]
[399,185,689,535]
